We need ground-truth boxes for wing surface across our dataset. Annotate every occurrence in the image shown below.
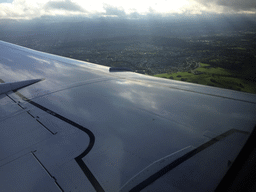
[0,40,256,192]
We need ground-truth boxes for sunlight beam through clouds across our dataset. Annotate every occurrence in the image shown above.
[0,0,255,20]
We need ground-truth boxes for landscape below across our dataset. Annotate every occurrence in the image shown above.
[1,20,255,93]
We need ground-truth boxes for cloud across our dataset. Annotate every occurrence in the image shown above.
[103,5,126,17]
[193,0,256,12]
[0,0,13,3]
[0,0,42,19]
[44,0,85,12]
[0,0,88,20]
[0,0,255,21]
[128,11,141,19]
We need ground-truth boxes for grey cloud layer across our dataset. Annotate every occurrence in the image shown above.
[44,0,85,12]
[195,0,256,11]
[103,5,126,17]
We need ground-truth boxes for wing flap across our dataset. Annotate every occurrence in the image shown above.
[0,153,62,192]
[120,146,194,192]
[141,130,250,192]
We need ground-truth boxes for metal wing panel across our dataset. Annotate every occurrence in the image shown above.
[1,40,256,191]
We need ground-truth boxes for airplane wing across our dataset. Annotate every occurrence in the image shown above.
[0,40,255,192]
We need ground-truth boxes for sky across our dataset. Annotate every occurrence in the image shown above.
[0,0,255,20]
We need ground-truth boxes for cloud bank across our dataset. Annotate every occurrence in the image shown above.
[0,0,255,20]
[195,0,256,12]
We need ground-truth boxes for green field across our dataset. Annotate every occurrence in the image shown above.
[154,63,256,94]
